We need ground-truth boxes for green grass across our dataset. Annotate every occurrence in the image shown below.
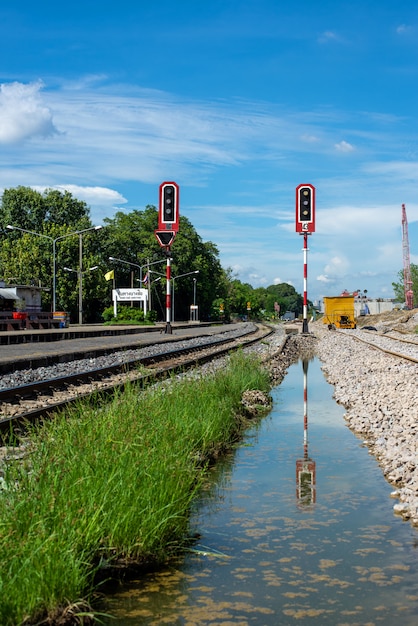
[0,351,270,625]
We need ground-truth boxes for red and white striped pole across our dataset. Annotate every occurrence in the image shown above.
[302,232,309,333]
[165,253,172,334]
[303,358,308,456]
[296,183,315,335]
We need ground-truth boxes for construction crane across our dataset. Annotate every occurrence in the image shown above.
[401,203,414,309]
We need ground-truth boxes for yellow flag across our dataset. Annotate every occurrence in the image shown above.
[105,269,114,281]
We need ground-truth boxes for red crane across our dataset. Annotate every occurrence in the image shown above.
[402,204,414,309]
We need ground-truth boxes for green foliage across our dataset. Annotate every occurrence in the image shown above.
[101,206,225,321]
[392,264,418,307]
[146,309,158,323]
[0,186,308,322]
[114,305,145,322]
[101,306,115,322]
[0,352,269,625]
[101,305,158,325]
[265,283,305,315]
[102,305,145,323]
[0,186,90,231]
[0,187,108,320]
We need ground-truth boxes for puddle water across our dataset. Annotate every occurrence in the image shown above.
[101,358,418,625]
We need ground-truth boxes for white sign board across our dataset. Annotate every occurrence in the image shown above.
[112,288,148,316]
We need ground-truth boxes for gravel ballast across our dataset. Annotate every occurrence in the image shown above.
[2,318,417,528]
[313,320,418,527]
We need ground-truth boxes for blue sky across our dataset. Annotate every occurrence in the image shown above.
[1,0,417,304]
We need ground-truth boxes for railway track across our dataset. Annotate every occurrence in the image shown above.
[338,328,418,364]
[0,323,274,437]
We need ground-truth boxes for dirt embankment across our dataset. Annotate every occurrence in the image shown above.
[355,308,418,334]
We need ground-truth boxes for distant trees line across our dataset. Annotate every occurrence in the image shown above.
[0,186,308,323]
[392,266,418,308]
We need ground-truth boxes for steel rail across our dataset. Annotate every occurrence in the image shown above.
[0,324,274,437]
[338,330,418,364]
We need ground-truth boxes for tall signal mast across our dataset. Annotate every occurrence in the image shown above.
[402,204,414,309]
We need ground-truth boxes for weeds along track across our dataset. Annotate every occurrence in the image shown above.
[337,328,418,364]
[0,324,274,437]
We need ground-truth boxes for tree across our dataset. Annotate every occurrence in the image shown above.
[102,206,224,320]
[392,264,418,307]
[265,283,305,316]
[0,186,91,231]
[0,187,311,323]
[0,187,107,320]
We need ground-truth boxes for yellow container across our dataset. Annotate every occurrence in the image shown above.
[323,296,356,329]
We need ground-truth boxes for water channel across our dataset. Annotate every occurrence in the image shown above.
[102,357,418,625]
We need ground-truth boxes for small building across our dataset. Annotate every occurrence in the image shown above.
[354,298,397,317]
[0,282,47,313]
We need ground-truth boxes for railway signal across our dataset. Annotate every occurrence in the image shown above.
[295,183,315,333]
[154,230,176,248]
[156,181,180,335]
[296,183,315,233]
[158,181,179,232]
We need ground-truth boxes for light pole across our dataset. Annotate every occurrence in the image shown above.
[171,271,199,322]
[7,224,102,314]
[150,275,161,313]
[64,265,98,325]
[109,257,142,287]
[109,256,165,285]
[7,225,54,309]
[109,257,166,313]
[192,277,198,322]
[57,225,103,320]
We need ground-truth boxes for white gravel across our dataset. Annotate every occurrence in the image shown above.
[313,322,418,527]
[2,319,417,529]
[0,323,260,390]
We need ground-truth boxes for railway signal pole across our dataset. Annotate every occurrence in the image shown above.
[155,182,180,334]
[296,359,316,506]
[296,184,316,334]
[402,204,414,310]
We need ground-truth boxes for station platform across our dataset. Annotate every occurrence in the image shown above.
[0,322,232,375]
[0,322,171,345]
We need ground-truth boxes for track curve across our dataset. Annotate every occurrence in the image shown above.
[0,323,274,436]
[337,328,418,364]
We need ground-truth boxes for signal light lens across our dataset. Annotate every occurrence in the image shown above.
[163,185,175,220]
[299,187,311,219]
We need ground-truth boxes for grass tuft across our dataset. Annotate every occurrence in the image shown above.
[0,351,270,625]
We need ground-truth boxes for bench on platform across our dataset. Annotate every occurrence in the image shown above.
[0,312,24,331]
[26,313,61,330]
[0,312,61,331]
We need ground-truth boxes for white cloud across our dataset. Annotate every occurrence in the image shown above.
[318,31,340,44]
[316,274,333,283]
[335,140,355,152]
[316,205,402,235]
[273,277,293,286]
[29,184,128,223]
[396,24,412,35]
[0,81,57,144]
[301,134,320,143]
[32,184,126,206]
[324,255,350,276]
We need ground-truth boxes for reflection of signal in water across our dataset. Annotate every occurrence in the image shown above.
[296,359,316,506]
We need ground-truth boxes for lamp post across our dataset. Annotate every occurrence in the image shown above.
[57,225,103,321]
[7,225,55,310]
[109,256,165,285]
[192,277,198,322]
[109,257,142,287]
[64,265,99,325]
[7,224,102,314]
[109,257,166,313]
[171,271,199,322]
